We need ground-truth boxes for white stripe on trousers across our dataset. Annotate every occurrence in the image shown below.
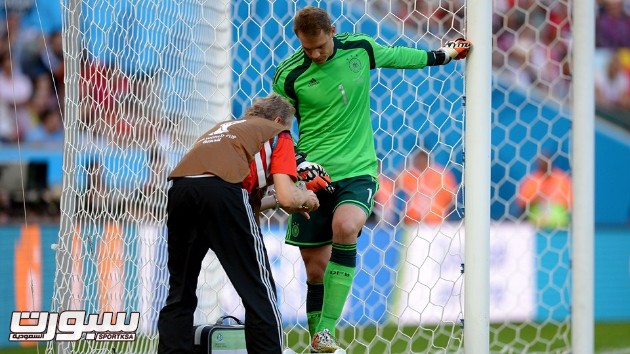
[241,189,284,348]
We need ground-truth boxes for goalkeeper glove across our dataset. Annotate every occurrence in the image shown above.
[438,38,471,64]
[295,151,335,194]
[295,151,308,166]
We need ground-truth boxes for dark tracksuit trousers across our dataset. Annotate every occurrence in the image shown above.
[157,177,283,354]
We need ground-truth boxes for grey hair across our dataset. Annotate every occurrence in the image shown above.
[243,94,295,126]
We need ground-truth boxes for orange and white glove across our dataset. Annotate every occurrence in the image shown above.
[295,151,335,194]
[439,38,471,63]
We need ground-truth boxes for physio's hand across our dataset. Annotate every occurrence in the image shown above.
[297,161,335,194]
[284,189,319,219]
[440,38,471,61]
[302,189,320,212]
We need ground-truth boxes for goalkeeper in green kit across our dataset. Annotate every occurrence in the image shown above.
[272,6,471,353]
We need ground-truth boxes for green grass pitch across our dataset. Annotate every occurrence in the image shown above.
[1,322,628,354]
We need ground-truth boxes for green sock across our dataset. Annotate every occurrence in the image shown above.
[306,282,324,337]
[316,243,356,333]
[307,312,321,338]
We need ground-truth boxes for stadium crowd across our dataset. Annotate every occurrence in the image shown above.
[372,0,630,107]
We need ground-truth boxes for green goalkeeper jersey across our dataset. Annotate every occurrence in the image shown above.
[273,32,432,181]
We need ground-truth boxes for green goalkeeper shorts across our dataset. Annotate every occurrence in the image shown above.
[285,175,378,248]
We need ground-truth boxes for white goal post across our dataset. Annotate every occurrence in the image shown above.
[463,0,491,352]
[46,0,589,353]
[571,0,595,353]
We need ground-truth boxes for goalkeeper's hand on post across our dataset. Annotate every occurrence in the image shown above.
[295,151,335,194]
[438,38,471,64]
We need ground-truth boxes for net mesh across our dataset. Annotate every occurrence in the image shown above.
[46,1,572,353]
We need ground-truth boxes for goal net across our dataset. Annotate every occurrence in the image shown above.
[47,0,572,353]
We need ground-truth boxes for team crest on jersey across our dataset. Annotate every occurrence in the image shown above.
[347,55,362,73]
